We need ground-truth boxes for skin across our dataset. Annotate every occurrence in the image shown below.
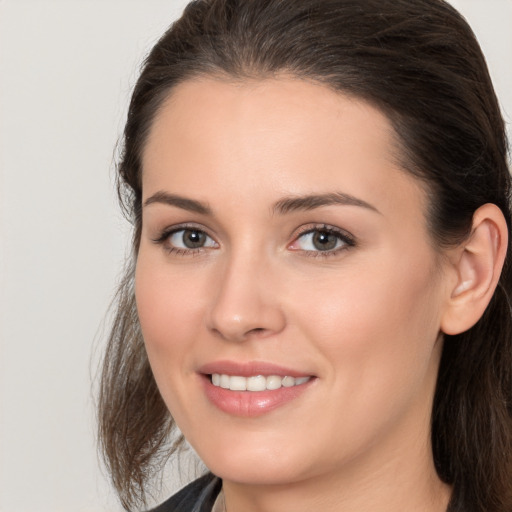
[136,77,455,512]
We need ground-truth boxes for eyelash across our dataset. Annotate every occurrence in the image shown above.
[289,224,356,258]
[151,223,356,258]
[151,224,217,256]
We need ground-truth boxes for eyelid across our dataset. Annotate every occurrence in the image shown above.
[151,223,219,253]
[288,224,356,255]
[293,223,355,241]
[151,222,210,241]
[150,222,354,257]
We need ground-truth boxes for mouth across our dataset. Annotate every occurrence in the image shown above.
[210,373,311,391]
[198,361,315,417]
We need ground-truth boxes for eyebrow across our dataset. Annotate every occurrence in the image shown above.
[143,191,212,215]
[143,190,379,216]
[272,192,380,215]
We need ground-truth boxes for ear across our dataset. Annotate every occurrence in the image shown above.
[441,203,508,335]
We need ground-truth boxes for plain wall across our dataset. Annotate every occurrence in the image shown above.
[0,1,511,511]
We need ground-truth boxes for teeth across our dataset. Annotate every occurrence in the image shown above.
[282,376,295,387]
[266,375,282,390]
[247,375,266,391]
[220,374,230,389]
[229,376,247,391]
[211,374,311,391]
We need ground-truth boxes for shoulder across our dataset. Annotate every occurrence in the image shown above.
[148,472,222,512]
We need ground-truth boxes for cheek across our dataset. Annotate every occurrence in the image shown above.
[292,250,442,395]
[291,257,443,455]
[134,257,206,370]
[134,256,214,433]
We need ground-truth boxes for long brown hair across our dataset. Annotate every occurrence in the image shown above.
[98,1,512,510]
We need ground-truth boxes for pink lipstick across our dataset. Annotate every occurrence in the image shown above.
[198,361,315,417]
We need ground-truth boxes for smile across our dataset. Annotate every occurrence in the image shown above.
[211,374,311,391]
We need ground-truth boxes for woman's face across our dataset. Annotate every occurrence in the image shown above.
[136,77,451,486]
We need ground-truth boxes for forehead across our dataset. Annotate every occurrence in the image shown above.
[142,77,427,223]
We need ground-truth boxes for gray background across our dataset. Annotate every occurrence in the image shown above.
[1,1,511,511]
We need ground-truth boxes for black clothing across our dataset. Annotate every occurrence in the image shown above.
[149,473,222,512]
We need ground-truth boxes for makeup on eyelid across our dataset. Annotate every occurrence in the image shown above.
[150,222,357,258]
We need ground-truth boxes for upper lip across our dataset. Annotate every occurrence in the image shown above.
[198,360,314,378]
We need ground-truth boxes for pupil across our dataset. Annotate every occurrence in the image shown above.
[184,230,206,248]
[313,231,337,251]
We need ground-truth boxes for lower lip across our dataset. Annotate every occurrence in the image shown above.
[201,375,314,417]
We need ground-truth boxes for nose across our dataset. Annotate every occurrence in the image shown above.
[206,251,286,342]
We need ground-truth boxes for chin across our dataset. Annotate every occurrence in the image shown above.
[208,461,306,487]
[190,432,315,486]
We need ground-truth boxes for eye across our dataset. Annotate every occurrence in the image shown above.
[152,226,218,254]
[169,228,216,249]
[289,226,355,254]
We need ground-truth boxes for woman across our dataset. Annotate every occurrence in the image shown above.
[98,0,512,511]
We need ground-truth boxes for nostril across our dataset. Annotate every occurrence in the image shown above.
[248,327,266,336]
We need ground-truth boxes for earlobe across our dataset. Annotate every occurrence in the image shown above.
[441,203,508,335]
